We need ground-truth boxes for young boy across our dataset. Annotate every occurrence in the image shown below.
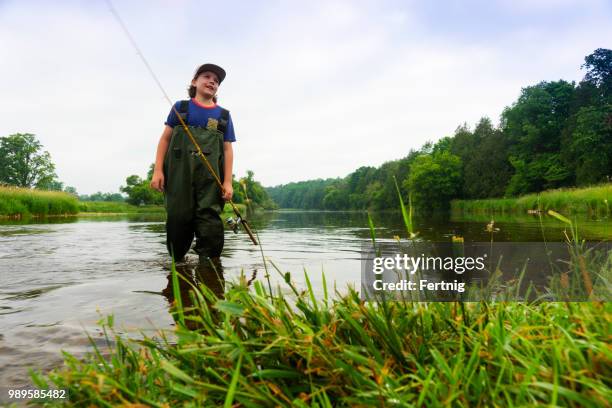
[150,63,236,264]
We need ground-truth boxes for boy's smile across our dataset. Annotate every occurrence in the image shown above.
[193,71,219,100]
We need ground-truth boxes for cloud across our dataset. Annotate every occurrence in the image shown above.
[0,0,610,193]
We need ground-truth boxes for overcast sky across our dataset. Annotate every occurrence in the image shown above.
[1,0,610,195]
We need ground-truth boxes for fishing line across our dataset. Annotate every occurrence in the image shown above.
[107,1,173,109]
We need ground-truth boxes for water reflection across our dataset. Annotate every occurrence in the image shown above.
[161,259,225,330]
[0,216,80,226]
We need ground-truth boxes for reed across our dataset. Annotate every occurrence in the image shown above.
[30,265,611,407]
[0,185,79,217]
[27,193,611,407]
[0,186,245,218]
[452,183,612,216]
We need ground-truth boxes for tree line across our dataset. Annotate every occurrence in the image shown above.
[119,165,275,209]
[267,48,612,211]
[0,134,275,209]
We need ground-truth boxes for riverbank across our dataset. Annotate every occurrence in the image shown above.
[0,185,162,218]
[0,186,79,217]
[452,183,611,216]
[78,201,164,214]
[34,262,611,407]
[0,186,247,218]
[78,202,247,216]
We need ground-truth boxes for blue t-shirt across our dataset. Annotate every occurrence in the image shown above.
[165,99,236,142]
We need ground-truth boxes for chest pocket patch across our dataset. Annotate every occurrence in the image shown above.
[207,118,218,131]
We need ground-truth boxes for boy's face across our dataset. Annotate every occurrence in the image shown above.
[192,71,220,99]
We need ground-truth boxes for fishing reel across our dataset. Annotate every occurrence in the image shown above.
[225,216,242,233]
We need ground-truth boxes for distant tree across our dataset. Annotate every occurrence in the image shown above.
[267,178,338,209]
[404,152,463,211]
[267,148,429,211]
[322,183,349,210]
[64,186,78,196]
[456,118,513,198]
[563,48,612,185]
[502,80,575,195]
[582,48,612,100]
[432,136,453,155]
[368,161,400,210]
[40,180,64,191]
[107,193,125,201]
[0,133,58,188]
[568,105,612,185]
[239,170,276,209]
[120,164,164,205]
[449,124,476,159]
[259,50,612,210]
[80,192,125,202]
[231,175,245,204]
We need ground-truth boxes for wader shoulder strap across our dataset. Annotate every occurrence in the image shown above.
[179,100,189,123]
[218,108,230,134]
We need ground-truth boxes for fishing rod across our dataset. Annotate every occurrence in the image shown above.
[107,0,258,246]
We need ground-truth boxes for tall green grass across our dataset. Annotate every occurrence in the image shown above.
[0,185,79,217]
[452,183,612,216]
[28,196,612,406]
[31,263,611,407]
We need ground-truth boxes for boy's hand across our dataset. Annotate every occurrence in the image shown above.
[222,181,233,201]
[151,170,165,192]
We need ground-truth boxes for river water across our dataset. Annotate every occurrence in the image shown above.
[1,210,610,394]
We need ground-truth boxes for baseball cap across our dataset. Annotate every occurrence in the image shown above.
[194,63,226,84]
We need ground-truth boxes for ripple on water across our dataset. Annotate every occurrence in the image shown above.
[0,228,52,237]
[0,305,23,316]
[2,285,65,300]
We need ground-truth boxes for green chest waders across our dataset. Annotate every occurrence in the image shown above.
[163,116,226,262]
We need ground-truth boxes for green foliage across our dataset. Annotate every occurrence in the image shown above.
[64,186,78,196]
[267,178,339,209]
[238,170,277,210]
[120,164,164,206]
[582,47,612,100]
[230,177,244,204]
[450,118,513,198]
[322,182,349,209]
[30,190,612,407]
[405,152,463,211]
[116,165,271,209]
[567,104,612,186]
[79,191,125,202]
[431,135,453,155]
[502,80,576,195]
[268,155,416,211]
[452,183,612,216]
[38,264,612,407]
[264,49,612,211]
[41,179,64,191]
[0,185,79,217]
[0,133,59,188]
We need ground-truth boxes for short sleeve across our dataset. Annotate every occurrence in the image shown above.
[224,112,236,142]
[164,102,181,128]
